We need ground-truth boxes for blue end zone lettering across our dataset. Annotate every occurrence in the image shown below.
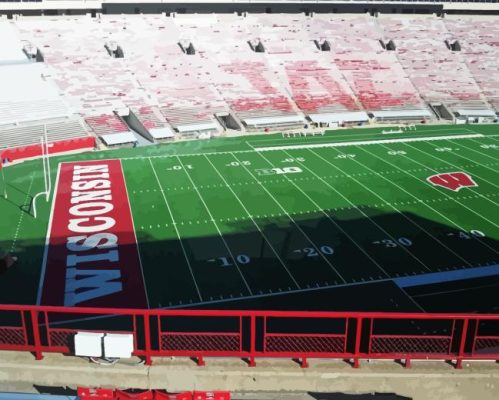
[393,264,499,288]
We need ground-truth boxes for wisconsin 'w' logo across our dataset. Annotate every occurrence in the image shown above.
[427,172,478,192]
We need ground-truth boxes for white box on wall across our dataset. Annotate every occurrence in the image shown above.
[103,333,134,358]
[74,332,104,357]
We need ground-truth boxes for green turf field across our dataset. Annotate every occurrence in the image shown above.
[1,123,499,313]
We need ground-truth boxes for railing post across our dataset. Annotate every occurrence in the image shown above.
[456,318,469,369]
[143,312,152,366]
[30,309,43,360]
[249,314,256,367]
[353,317,362,368]
[197,355,205,366]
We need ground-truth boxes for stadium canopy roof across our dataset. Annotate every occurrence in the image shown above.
[308,111,369,124]
[100,132,137,146]
[455,109,497,117]
[371,110,433,120]
[242,115,305,127]
[0,22,29,65]
[150,127,175,139]
[177,122,218,133]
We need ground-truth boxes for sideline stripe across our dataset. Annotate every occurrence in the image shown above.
[120,159,150,309]
[36,163,62,305]
[254,133,483,152]
[394,264,499,288]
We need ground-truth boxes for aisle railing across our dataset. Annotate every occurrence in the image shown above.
[0,305,497,368]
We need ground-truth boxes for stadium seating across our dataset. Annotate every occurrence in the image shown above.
[128,105,175,141]
[309,15,427,116]
[444,16,499,112]
[0,119,89,149]
[84,113,137,146]
[4,12,498,143]
[378,16,492,115]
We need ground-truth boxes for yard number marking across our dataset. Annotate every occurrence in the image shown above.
[372,237,413,248]
[335,154,356,159]
[282,157,305,163]
[167,165,193,171]
[209,255,251,267]
[447,230,486,239]
[226,161,251,167]
[294,245,334,256]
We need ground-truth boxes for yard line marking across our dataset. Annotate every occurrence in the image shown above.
[10,173,34,253]
[460,137,499,161]
[325,145,480,266]
[175,156,253,295]
[448,138,499,168]
[164,260,499,310]
[203,154,301,289]
[121,160,150,309]
[385,143,499,224]
[230,152,347,284]
[404,141,499,203]
[36,164,61,305]
[145,162,499,193]
[148,157,203,302]
[398,286,426,312]
[254,134,483,152]
[255,149,392,277]
[307,148,439,272]
[486,135,499,143]
[284,147,425,275]
[119,160,150,309]
[355,146,499,258]
[412,282,499,299]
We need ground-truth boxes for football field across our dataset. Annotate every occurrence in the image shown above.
[1,124,499,314]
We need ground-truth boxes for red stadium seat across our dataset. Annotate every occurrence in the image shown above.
[115,390,154,400]
[154,391,193,400]
[193,392,231,400]
[77,387,115,399]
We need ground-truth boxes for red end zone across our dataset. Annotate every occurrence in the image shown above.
[38,159,148,308]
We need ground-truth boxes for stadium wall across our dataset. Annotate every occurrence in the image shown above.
[3,1,499,16]
[1,137,96,164]
[101,3,442,15]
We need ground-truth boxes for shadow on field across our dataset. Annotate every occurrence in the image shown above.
[1,208,498,313]
[0,208,497,366]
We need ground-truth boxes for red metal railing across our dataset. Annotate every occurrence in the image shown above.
[0,305,497,368]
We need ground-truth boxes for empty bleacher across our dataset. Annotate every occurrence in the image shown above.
[378,16,492,117]
[2,12,496,147]
[444,16,499,113]
[0,119,89,149]
[84,113,136,145]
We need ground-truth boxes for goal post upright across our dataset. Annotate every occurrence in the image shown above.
[44,125,51,201]
[33,130,51,219]
[0,155,6,199]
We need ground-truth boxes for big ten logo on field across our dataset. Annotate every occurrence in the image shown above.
[427,172,478,192]
[255,167,303,176]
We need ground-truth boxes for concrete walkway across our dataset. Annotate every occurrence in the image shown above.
[0,351,497,400]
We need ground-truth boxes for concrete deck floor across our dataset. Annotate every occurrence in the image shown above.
[0,352,497,399]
